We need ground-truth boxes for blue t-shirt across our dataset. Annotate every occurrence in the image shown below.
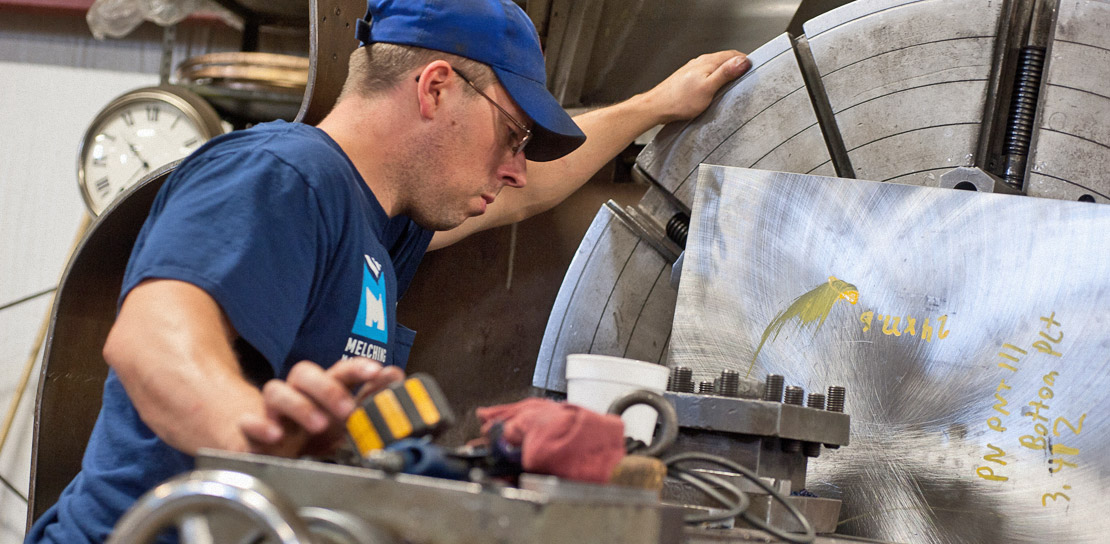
[27,121,433,543]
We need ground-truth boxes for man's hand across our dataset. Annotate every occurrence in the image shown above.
[240,357,404,458]
[640,50,751,124]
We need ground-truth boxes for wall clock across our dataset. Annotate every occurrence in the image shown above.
[77,85,225,215]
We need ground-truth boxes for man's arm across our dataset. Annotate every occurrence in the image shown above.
[429,50,750,250]
[103,279,401,458]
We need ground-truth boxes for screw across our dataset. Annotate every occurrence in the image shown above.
[827,386,846,412]
[781,386,805,454]
[783,386,805,406]
[669,367,695,393]
[719,370,740,397]
[803,441,822,457]
[825,386,846,449]
[698,381,716,394]
[806,393,826,410]
[762,374,785,402]
[803,391,826,457]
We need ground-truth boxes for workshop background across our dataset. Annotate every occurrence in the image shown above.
[0,1,822,541]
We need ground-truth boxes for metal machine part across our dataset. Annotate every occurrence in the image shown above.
[111,452,884,544]
[108,469,317,544]
[535,1,1110,540]
[675,165,1110,542]
[187,450,686,544]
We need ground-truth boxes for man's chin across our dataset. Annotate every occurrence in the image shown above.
[414,213,470,232]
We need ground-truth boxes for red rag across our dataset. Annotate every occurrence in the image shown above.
[476,398,626,483]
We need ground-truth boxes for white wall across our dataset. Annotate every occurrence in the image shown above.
[0,11,289,541]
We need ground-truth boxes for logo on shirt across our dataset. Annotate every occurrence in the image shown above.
[351,255,388,344]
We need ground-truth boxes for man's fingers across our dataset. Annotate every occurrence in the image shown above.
[325,357,390,388]
[354,365,406,402]
[261,379,330,433]
[240,412,283,445]
[287,360,361,419]
[706,53,750,88]
[696,49,745,70]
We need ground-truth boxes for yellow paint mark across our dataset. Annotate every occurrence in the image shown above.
[983,443,1007,465]
[881,315,902,336]
[1051,443,1080,456]
[1002,343,1028,354]
[859,311,874,332]
[746,276,858,378]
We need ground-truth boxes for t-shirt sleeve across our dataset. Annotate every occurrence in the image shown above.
[120,149,327,370]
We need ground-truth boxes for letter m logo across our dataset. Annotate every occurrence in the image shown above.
[351,255,388,343]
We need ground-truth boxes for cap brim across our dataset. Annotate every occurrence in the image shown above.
[492,66,586,162]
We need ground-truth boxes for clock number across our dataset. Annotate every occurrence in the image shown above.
[95,177,111,198]
[183,137,199,148]
[92,157,106,167]
[121,111,135,127]
[146,104,160,122]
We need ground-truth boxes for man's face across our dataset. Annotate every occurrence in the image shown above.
[407,75,530,231]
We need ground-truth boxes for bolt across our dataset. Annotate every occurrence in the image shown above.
[827,386,846,412]
[669,367,695,393]
[698,381,716,394]
[806,393,826,410]
[803,442,822,457]
[719,370,740,397]
[781,386,805,454]
[762,374,785,402]
[824,386,847,449]
[783,386,805,406]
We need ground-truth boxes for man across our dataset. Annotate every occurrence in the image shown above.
[27,0,749,541]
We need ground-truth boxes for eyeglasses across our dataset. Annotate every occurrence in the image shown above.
[453,69,533,156]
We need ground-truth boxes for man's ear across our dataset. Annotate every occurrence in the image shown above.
[415,60,455,120]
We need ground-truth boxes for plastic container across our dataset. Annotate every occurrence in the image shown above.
[565,354,670,444]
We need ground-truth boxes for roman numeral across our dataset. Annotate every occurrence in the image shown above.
[95,177,110,197]
[146,104,160,122]
[171,115,181,129]
[121,111,134,127]
[183,137,199,147]
[92,157,106,167]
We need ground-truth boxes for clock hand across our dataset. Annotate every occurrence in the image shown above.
[125,164,148,187]
[124,139,151,170]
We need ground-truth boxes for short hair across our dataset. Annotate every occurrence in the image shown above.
[339,42,497,100]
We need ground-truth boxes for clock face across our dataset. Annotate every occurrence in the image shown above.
[79,90,221,215]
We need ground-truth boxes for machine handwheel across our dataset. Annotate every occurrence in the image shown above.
[107,469,316,544]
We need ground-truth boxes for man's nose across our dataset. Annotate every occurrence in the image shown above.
[499,151,527,188]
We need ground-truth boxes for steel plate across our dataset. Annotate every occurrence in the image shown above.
[673,165,1110,543]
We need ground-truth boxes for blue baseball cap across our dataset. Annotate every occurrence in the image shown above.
[356,0,587,162]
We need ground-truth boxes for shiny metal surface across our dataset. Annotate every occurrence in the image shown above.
[804,0,999,185]
[108,469,315,544]
[1025,0,1110,202]
[674,165,1110,543]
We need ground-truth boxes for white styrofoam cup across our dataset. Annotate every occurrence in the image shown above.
[565,354,670,444]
